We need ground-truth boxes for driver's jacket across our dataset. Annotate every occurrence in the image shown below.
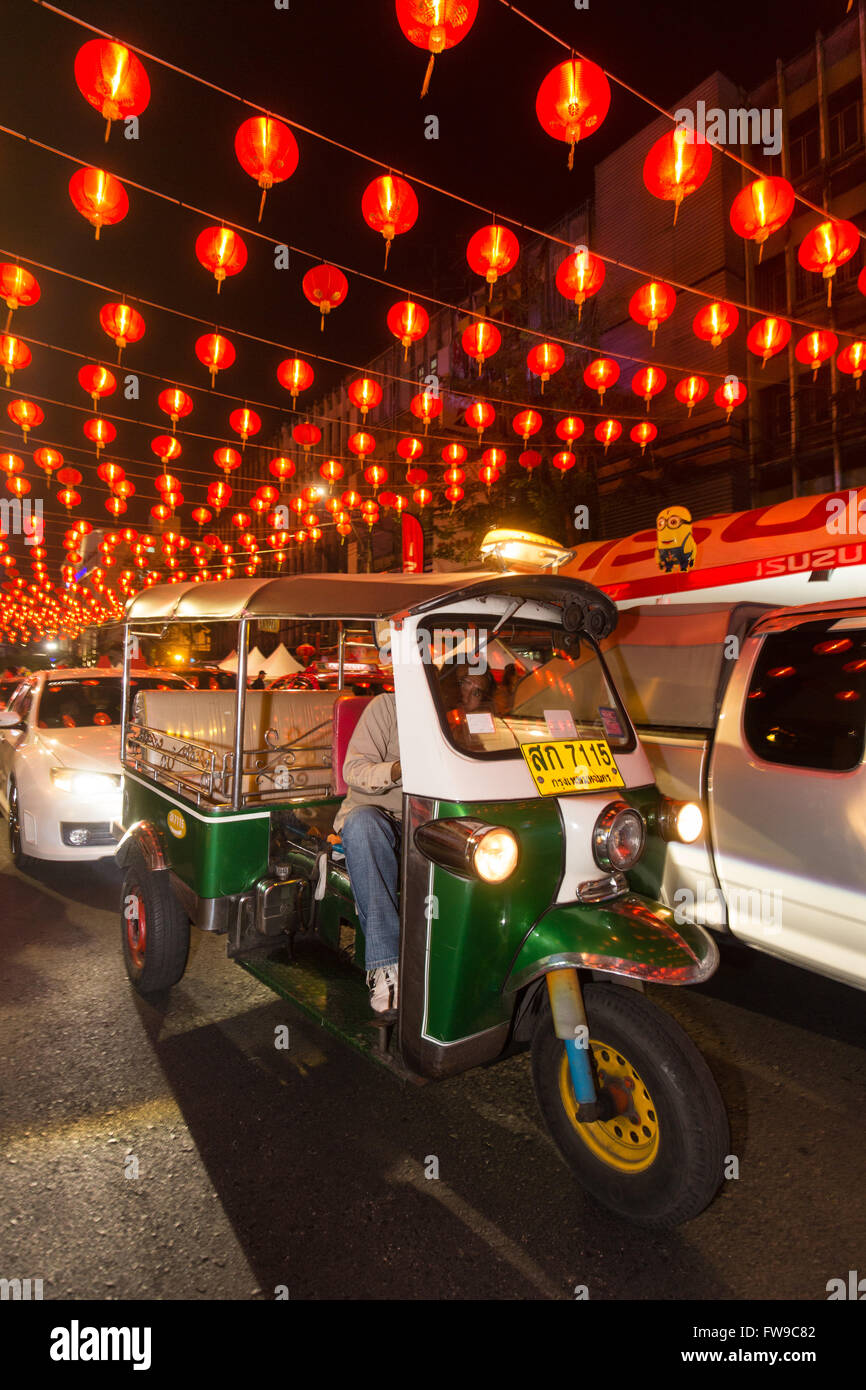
[333,693,402,833]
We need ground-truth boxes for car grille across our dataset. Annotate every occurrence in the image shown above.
[60,822,116,847]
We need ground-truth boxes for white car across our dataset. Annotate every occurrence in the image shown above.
[0,668,190,867]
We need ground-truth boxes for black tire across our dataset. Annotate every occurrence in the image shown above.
[121,847,190,994]
[8,779,36,872]
[531,982,729,1227]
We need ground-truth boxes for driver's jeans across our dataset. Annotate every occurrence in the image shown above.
[340,806,401,971]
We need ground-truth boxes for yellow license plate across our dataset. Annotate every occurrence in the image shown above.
[520,738,624,795]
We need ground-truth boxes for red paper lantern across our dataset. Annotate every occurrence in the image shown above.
[798,220,861,305]
[195,333,236,385]
[481,446,506,473]
[154,473,179,496]
[158,387,193,430]
[56,466,82,488]
[519,450,542,473]
[78,364,116,408]
[467,224,519,296]
[396,0,478,94]
[387,299,429,356]
[0,335,31,387]
[410,390,443,431]
[341,490,361,509]
[594,419,622,452]
[6,475,30,498]
[675,374,709,416]
[630,421,658,453]
[442,442,467,466]
[462,320,501,372]
[150,503,171,522]
[361,174,418,266]
[397,436,425,465]
[34,447,63,482]
[465,400,494,440]
[479,463,500,488]
[365,463,388,492]
[837,341,866,387]
[349,431,376,461]
[195,226,248,291]
[536,56,611,169]
[235,116,299,221]
[555,248,605,320]
[348,377,383,418]
[214,447,241,474]
[97,461,124,487]
[583,357,619,400]
[0,264,40,330]
[192,507,213,528]
[714,379,747,418]
[794,329,838,376]
[69,167,128,239]
[207,480,231,511]
[315,458,342,486]
[232,511,252,529]
[528,342,565,392]
[7,399,43,440]
[256,484,280,506]
[99,303,145,359]
[747,316,791,366]
[412,486,432,508]
[631,365,667,411]
[277,357,314,402]
[269,456,296,483]
[551,450,575,475]
[511,408,542,444]
[152,435,182,465]
[859,267,866,299]
[693,301,739,348]
[0,452,24,476]
[230,407,262,444]
[556,416,584,445]
[629,282,676,344]
[405,467,428,486]
[74,40,150,138]
[58,488,82,510]
[292,422,321,452]
[302,263,348,329]
[730,177,795,260]
[444,465,465,487]
[445,484,464,506]
[643,127,712,223]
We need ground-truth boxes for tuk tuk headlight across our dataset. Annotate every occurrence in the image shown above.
[593,801,646,872]
[652,798,704,844]
[471,828,519,883]
[415,818,519,883]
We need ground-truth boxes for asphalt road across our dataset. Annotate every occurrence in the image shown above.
[1,839,864,1302]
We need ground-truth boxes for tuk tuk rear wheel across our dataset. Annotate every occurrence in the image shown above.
[531,982,729,1227]
[121,848,190,995]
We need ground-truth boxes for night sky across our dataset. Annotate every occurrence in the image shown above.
[0,0,850,584]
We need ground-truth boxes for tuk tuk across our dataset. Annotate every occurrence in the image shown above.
[115,556,729,1226]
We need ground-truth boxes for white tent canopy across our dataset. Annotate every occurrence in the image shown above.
[261,643,301,680]
[218,645,267,676]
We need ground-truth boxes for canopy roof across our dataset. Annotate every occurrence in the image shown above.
[124,570,615,632]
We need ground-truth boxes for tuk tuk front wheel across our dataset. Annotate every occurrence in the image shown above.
[121,848,190,994]
[531,982,729,1227]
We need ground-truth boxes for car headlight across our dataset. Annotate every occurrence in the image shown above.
[50,768,120,798]
[415,818,519,883]
[652,797,704,844]
[592,801,646,872]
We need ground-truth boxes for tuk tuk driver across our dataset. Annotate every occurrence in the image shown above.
[333,693,402,1015]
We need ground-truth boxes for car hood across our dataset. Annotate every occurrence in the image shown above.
[36,726,121,774]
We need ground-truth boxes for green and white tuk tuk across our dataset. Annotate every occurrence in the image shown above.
[115,559,729,1226]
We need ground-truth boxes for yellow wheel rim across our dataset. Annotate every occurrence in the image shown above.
[558,1039,660,1173]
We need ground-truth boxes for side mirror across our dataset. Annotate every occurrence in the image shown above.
[0,710,24,730]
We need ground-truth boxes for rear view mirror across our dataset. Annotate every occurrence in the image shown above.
[0,710,24,729]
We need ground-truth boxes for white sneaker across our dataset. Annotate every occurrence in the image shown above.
[366,965,399,1014]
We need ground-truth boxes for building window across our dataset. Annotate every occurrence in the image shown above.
[759,383,790,443]
[787,107,820,180]
[754,252,787,314]
[828,80,862,160]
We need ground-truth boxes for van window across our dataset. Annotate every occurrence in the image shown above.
[744,621,866,772]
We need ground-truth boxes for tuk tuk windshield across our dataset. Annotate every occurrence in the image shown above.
[420,618,635,758]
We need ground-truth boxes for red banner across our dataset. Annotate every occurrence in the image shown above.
[402,513,424,573]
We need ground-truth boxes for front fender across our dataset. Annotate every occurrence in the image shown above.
[503,893,719,992]
[115,820,167,873]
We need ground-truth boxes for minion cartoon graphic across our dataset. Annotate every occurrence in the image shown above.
[656,506,697,573]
